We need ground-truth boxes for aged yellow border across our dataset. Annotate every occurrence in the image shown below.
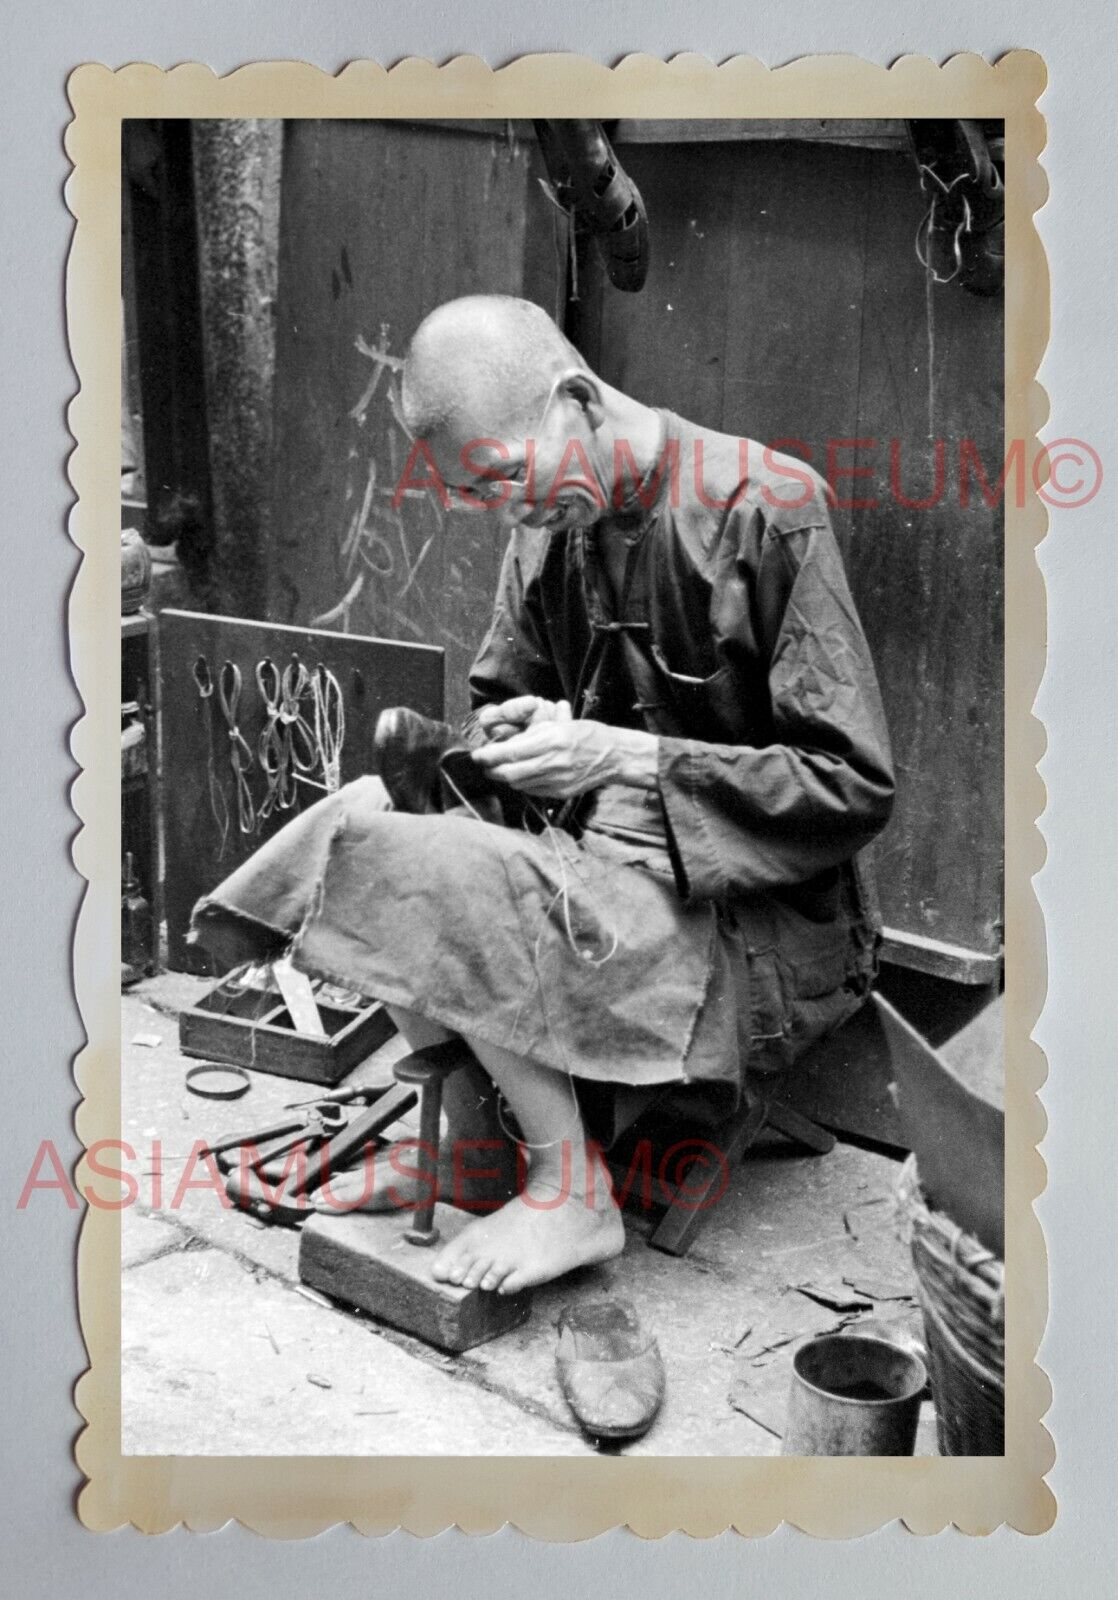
[67,51,1052,1536]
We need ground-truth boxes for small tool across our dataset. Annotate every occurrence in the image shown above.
[192,654,231,856]
[222,1081,418,1224]
[283,1084,389,1111]
[256,656,318,819]
[299,1042,532,1352]
[202,1099,351,1176]
[217,660,256,834]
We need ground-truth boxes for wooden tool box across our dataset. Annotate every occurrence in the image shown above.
[178,977,398,1087]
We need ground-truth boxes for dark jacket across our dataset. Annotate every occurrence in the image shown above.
[469,410,895,1070]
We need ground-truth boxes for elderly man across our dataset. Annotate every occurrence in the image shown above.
[194,294,894,1297]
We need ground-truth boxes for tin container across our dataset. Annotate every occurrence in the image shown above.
[782,1332,927,1456]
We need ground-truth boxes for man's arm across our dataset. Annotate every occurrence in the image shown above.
[656,520,895,901]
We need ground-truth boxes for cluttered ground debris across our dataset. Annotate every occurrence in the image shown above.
[121,971,937,1456]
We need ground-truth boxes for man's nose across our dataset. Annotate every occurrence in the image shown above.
[497,499,525,531]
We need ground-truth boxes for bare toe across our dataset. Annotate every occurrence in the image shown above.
[460,1257,493,1291]
[432,1244,473,1284]
[479,1263,510,1293]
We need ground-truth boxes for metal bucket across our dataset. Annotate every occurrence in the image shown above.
[782,1332,927,1456]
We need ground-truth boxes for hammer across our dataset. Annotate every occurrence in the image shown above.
[391,1041,464,1247]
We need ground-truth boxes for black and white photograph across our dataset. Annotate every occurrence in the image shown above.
[115,110,1007,1463]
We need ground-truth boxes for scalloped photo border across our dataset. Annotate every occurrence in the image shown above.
[65,50,1052,1537]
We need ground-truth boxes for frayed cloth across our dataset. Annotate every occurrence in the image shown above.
[191,776,745,1092]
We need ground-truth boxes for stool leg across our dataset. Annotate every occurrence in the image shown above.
[766,1099,836,1154]
[649,1094,765,1257]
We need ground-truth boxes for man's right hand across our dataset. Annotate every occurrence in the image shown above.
[474,695,572,743]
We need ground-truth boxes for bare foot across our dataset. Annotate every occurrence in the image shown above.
[309,1141,428,1214]
[430,1160,625,1295]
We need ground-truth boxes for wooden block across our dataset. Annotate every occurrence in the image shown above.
[299,1204,532,1353]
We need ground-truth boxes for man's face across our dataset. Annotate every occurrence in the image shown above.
[425,384,608,535]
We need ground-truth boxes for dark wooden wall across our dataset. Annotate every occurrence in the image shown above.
[270,120,563,726]
[268,123,1003,978]
[158,611,444,971]
[578,138,1004,975]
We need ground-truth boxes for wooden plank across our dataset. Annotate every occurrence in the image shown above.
[613,119,909,148]
[582,139,738,429]
[269,120,562,727]
[880,928,1003,986]
[578,137,872,540]
[720,139,872,557]
[579,136,1002,971]
[847,150,1004,960]
[157,609,443,972]
[391,119,910,149]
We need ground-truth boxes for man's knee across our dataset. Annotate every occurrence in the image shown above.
[387,1005,454,1050]
[339,773,393,812]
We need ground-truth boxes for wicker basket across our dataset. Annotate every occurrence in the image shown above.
[896,1155,1005,1455]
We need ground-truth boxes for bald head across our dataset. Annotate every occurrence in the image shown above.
[400,295,587,441]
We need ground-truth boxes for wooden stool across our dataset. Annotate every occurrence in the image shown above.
[603,1002,900,1259]
[639,1085,837,1258]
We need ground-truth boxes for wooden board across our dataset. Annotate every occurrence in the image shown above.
[578,138,1003,979]
[269,119,564,728]
[266,123,1003,980]
[845,150,1004,972]
[158,609,443,972]
[396,119,911,149]
[611,119,910,148]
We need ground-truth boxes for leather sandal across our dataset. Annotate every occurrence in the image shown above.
[556,1298,665,1443]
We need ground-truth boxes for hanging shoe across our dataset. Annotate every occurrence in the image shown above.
[534,120,650,292]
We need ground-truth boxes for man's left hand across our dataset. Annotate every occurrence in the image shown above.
[471,701,659,798]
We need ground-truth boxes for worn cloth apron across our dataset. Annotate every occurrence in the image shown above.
[191,775,744,1104]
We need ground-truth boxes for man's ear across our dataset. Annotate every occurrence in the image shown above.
[555,367,606,431]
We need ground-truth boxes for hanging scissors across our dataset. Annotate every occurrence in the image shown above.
[255,657,294,818]
[217,660,256,834]
[279,655,319,775]
[310,662,346,794]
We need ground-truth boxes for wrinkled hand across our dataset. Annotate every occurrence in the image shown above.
[472,700,658,798]
[474,694,568,743]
